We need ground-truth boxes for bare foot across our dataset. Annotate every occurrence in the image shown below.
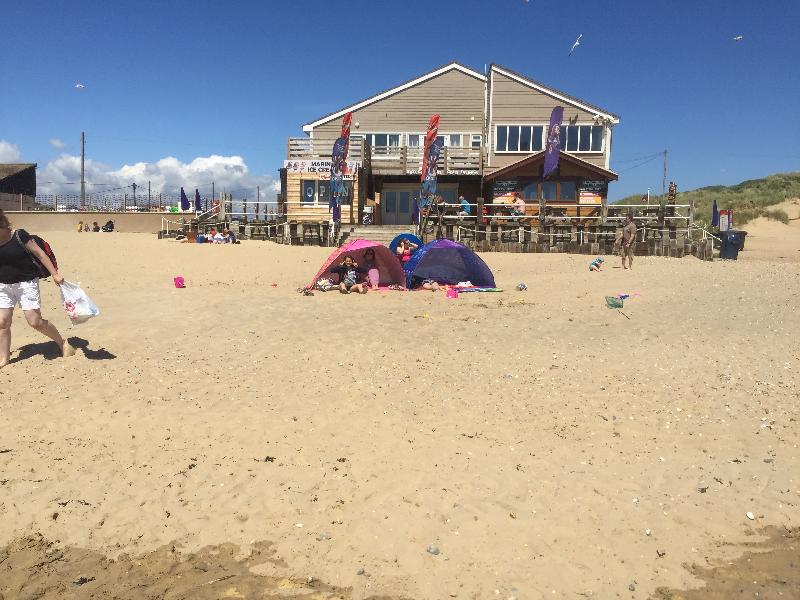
[62,342,76,358]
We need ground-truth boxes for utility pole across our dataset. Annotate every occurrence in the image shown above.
[132,182,137,209]
[212,181,215,204]
[148,181,151,209]
[80,131,86,210]
[662,149,668,199]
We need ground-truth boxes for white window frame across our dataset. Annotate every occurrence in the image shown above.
[494,123,604,154]
[558,124,605,154]
[471,134,482,149]
[494,124,546,154]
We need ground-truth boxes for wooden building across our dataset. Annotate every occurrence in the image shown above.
[0,163,38,211]
[279,63,620,227]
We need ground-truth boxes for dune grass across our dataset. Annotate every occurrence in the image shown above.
[614,172,800,227]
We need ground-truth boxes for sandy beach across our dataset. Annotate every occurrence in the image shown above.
[1,220,798,599]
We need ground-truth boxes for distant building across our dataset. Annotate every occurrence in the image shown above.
[0,163,36,196]
[280,63,619,225]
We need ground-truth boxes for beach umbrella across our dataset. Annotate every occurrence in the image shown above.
[712,199,719,227]
[194,189,201,212]
[543,106,564,178]
[180,187,190,211]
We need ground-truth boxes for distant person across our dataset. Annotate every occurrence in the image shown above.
[511,193,526,217]
[101,220,114,232]
[92,221,100,232]
[330,256,368,294]
[411,276,439,291]
[223,228,237,244]
[621,215,637,270]
[77,221,84,233]
[458,195,471,216]
[83,222,91,232]
[589,256,605,272]
[0,209,74,368]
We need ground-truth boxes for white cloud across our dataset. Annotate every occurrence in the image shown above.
[38,153,277,203]
[49,138,66,149]
[0,140,21,162]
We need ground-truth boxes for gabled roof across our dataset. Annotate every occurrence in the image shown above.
[484,150,618,181]
[0,163,36,180]
[491,64,620,124]
[302,62,486,133]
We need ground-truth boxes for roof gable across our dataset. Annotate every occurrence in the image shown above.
[491,64,619,124]
[0,163,36,181]
[484,150,618,181]
[303,62,486,132]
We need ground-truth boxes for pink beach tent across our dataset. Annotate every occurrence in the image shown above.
[309,239,406,289]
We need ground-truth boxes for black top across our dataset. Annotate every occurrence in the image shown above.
[0,229,38,284]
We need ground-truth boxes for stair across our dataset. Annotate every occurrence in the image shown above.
[339,225,415,246]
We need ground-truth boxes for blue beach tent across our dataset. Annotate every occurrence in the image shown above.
[404,239,495,288]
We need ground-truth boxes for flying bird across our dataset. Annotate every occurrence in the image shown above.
[733,35,743,41]
[74,82,85,89]
[569,34,582,56]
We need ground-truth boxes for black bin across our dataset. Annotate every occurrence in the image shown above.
[729,229,747,250]
[719,231,742,259]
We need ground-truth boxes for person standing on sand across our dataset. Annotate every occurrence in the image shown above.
[0,210,74,367]
[621,214,637,270]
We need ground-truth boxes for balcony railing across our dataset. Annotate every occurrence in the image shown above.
[287,138,482,176]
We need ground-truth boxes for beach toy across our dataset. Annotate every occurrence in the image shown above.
[446,287,459,299]
[517,282,527,291]
[174,276,186,288]
[605,296,623,309]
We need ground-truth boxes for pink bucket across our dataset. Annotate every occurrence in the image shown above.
[173,276,185,288]
[445,287,459,299]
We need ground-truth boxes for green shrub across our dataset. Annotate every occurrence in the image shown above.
[764,209,790,224]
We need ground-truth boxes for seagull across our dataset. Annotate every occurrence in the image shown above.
[733,35,743,41]
[74,82,85,89]
[569,34,582,56]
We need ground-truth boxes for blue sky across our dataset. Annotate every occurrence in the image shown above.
[2,0,798,200]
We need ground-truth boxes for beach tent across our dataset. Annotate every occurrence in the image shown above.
[404,239,495,288]
[388,233,423,256]
[309,239,406,288]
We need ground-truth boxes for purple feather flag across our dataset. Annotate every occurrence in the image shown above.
[332,198,341,223]
[412,196,420,224]
[712,199,719,227]
[194,189,201,212]
[543,106,564,178]
[180,187,190,211]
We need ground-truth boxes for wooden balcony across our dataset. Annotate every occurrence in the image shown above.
[286,138,482,176]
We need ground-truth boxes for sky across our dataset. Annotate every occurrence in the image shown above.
[2,0,799,202]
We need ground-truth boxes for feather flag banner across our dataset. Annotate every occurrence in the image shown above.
[421,139,442,200]
[194,189,202,212]
[328,112,352,223]
[543,106,564,178]
[420,114,440,184]
[180,187,190,211]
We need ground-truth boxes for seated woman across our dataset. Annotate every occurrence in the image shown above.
[330,256,369,294]
[212,231,225,244]
[362,248,380,289]
[224,228,237,243]
[396,239,418,264]
[101,220,114,232]
[410,275,440,292]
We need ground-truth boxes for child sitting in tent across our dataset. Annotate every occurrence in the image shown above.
[362,248,380,289]
[330,256,369,294]
[589,256,605,272]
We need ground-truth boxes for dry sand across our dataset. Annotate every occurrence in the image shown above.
[1,225,798,599]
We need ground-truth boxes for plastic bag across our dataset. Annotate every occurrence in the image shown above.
[60,281,100,324]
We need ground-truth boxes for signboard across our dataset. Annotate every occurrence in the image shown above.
[719,209,733,231]
[492,180,519,203]
[579,192,602,205]
[283,159,360,179]
[579,180,608,194]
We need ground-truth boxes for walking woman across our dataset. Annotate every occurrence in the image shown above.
[0,210,74,367]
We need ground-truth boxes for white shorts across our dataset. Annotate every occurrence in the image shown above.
[0,279,41,311]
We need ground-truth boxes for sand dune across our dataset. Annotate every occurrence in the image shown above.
[1,231,798,599]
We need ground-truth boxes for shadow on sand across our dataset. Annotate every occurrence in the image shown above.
[11,336,116,363]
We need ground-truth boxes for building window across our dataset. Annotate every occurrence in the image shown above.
[449,134,461,147]
[301,180,316,205]
[365,133,401,147]
[300,180,353,206]
[471,134,481,149]
[542,181,557,201]
[558,125,604,153]
[495,126,544,152]
[407,134,420,147]
[559,180,577,201]
[522,181,538,200]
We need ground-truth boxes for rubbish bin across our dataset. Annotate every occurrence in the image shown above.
[729,230,747,250]
[719,231,742,259]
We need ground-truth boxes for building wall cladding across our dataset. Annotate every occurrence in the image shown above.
[310,69,485,142]
[487,72,607,172]
[0,164,37,196]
